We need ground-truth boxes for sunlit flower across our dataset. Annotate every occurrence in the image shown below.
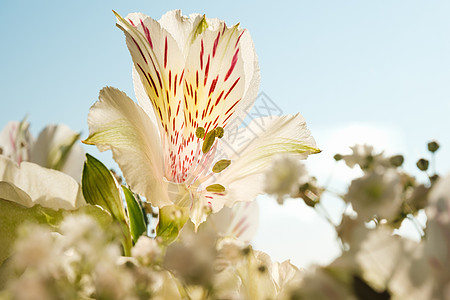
[341,144,387,171]
[264,154,309,204]
[346,169,403,221]
[85,10,319,226]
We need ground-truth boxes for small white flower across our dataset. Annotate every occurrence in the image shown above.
[346,169,403,221]
[131,235,162,266]
[342,144,387,170]
[264,155,309,204]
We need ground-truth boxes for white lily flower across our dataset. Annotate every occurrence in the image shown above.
[85,10,319,226]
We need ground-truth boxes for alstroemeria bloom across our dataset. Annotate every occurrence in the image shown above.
[85,10,319,226]
[0,121,85,182]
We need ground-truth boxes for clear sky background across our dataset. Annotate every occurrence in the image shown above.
[1,0,449,267]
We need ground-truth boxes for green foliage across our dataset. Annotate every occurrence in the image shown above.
[157,205,189,245]
[122,185,147,243]
[82,154,132,255]
[0,199,111,265]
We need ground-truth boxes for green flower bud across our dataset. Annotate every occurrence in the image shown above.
[333,154,343,161]
[416,158,429,171]
[427,141,440,153]
[389,155,404,167]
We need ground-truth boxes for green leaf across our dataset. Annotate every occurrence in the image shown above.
[82,154,125,221]
[156,205,189,245]
[122,185,146,243]
[0,199,112,265]
[82,154,132,255]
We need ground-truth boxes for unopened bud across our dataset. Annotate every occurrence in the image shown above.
[333,154,343,161]
[430,174,439,184]
[389,155,404,167]
[427,141,440,153]
[416,158,429,171]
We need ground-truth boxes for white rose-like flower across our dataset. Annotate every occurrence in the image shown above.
[346,169,403,221]
[264,155,308,204]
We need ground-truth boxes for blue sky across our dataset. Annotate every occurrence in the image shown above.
[1,0,449,266]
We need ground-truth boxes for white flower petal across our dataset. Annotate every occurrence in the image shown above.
[207,114,319,208]
[183,20,257,136]
[203,201,259,243]
[132,65,159,127]
[0,155,85,210]
[85,87,171,207]
[29,124,85,182]
[158,10,203,56]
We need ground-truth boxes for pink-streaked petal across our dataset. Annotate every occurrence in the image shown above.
[116,11,195,183]
[183,23,247,136]
[85,87,171,207]
[202,114,319,210]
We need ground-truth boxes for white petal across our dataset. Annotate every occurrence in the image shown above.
[132,65,159,127]
[116,12,185,136]
[183,21,256,135]
[116,11,191,182]
[0,155,85,210]
[29,124,85,182]
[85,87,171,207]
[207,114,319,208]
[158,10,204,56]
[203,200,259,243]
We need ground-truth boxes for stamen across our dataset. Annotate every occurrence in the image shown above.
[212,159,231,173]
[206,184,226,193]
[215,127,224,138]
[202,130,216,153]
[196,127,205,138]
